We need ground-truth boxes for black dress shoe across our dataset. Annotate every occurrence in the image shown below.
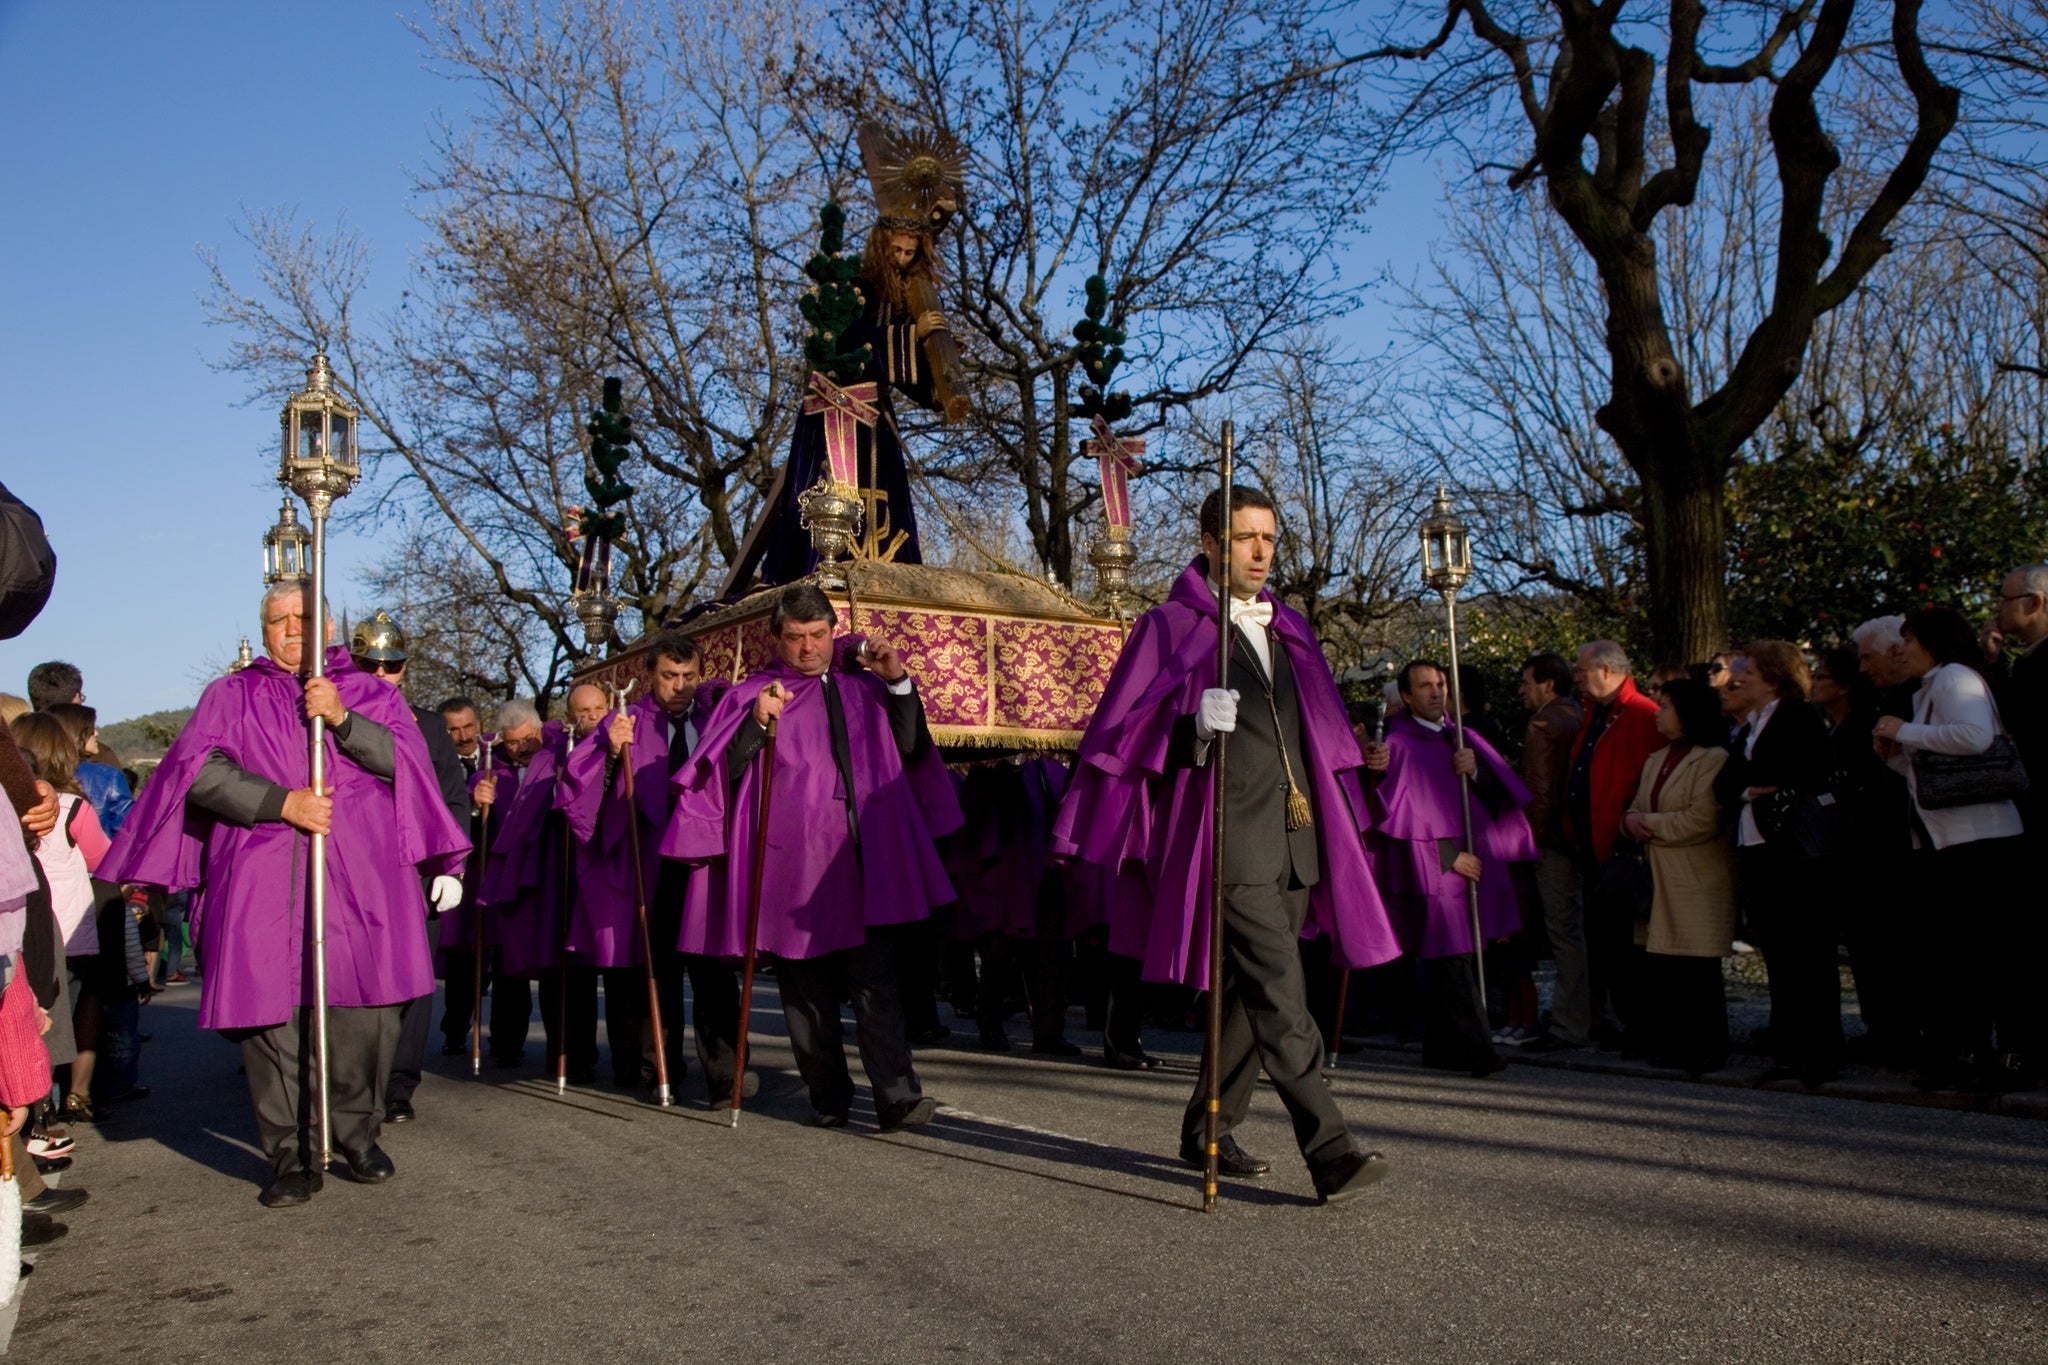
[488,1052,524,1069]
[24,1186,88,1216]
[810,1109,849,1128]
[32,1155,72,1176]
[1103,1045,1161,1071]
[258,1171,324,1208]
[385,1099,416,1124]
[440,1039,466,1057]
[342,1144,396,1184]
[1312,1150,1391,1205]
[877,1096,940,1132]
[1519,1034,1585,1055]
[1031,1038,1083,1057]
[1179,1134,1272,1178]
[977,1029,1013,1053]
[908,1025,952,1046]
[21,1213,67,1246]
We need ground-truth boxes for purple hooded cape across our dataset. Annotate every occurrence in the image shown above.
[660,644,962,961]
[1051,559,1402,988]
[476,724,586,976]
[947,758,1068,941]
[604,682,732,904]
[99,648,470,1030]
[1368,712,1539,957]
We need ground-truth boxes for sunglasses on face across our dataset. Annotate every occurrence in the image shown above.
[360,659,404,675]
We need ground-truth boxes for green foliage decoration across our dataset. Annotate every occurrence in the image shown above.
[800,201,874,388]
[579,376,635,542]
[1073,275,1132,425]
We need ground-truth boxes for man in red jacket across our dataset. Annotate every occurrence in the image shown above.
[1562,640,1663,1051]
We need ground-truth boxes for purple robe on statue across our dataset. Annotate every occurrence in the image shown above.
[661,644,962,961]
[477,724,588,976]
[1369,712,1539,957]
[948,758,1067,941]
[99,648,470,1031]
[1051,559,1402,988]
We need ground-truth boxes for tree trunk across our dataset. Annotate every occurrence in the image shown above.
[1635,463,1728,661]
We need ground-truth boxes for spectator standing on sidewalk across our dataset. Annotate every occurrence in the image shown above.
[1515,654,1588,1053]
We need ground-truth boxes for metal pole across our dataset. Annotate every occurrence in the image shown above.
[731,718,779,1127]
[556,813,572,1095]
[471,740,493,1078]
[1440,591,1489,1015]
[615,701,673,1108]
[307,514,332,1169]
[1202,420,1234,1215]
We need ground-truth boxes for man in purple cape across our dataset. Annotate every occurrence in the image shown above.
[99,582,469,1208]
[662,584,961,1129]
[603,634,748,1105]
[556,682,651,1087]
[947,757,1080,1055]
[1051,486,1397,1204]
[434,695,531,1062]
[1363,660,1539,1077]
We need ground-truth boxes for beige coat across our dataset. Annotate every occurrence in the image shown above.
[1628,744,1738,957]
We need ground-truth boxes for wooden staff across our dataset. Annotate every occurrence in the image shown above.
[730,711,780,1127]
[1202,420,1235,1215]
[469,738,495,1077]
[611,685,674,1107]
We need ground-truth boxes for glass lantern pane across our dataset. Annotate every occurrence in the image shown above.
[332,414,353,460]
[297,412,321,460]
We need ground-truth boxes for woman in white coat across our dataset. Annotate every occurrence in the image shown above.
[1873,607,2028,1093]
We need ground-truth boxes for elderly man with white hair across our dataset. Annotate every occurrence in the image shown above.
[100,580,471,1208]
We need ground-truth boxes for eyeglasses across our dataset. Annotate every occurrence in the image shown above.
[360,659,404,675]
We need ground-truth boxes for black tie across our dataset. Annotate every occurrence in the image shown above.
[667,711,689,776]
[822,674,860,849]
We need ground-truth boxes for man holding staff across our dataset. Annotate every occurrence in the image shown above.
[663,585,961,1129]
[1052,486,1398,1205]
[99,581,469,1207]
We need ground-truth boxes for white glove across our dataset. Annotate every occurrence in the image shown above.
[1194,688,1240,742]
[429,875,463,913]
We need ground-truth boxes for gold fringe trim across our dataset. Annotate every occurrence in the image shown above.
[929,724,1081,752]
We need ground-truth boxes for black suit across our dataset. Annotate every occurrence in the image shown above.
[1717,699,1842,1078]
[1167,626,1354,1169]
[390,702,474,1108]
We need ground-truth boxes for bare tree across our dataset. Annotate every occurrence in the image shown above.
[1364,0,1968,659]
[829,0,1398,584]
[204,0,840,704]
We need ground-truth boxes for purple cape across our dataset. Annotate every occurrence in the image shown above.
[1051,559,1402,987]
[477,725,578,976]
[99,648,470,1030]
[660,646,962,960]
[560,723,640,968]
[1369,712,1539,957]
[947,758,1067,941]
[604,683,732,902]
[439,746,518,951]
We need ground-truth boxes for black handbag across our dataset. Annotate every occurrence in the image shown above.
[1912,734,2030,810]
[1598,837,1655,922]
[1909,680,2032,811]
[1754,789,1854,859]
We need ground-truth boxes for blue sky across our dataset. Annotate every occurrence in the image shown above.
[0,0,1445,725]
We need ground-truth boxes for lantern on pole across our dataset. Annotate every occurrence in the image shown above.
[262,497,312,584]
[229,637,256,673]
[276,351,361,1171]
[1418,483,1488,1014]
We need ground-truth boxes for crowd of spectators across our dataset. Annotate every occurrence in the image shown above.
[1483,578,2047,1095]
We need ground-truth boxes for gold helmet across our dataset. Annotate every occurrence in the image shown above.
[350,609,408,664]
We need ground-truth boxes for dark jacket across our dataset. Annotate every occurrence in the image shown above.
[2005,644,2048,837]
[1518,696,1583,850]
[412,704,472,829]
[1714,698,1834,851]
[0,481,54,641]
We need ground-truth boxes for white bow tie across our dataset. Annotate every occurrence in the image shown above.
[1228,597,1273,629]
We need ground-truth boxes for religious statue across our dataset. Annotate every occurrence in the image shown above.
[725,123,971,594]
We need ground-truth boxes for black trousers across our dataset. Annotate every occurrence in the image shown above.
[1417,952,1498,1070]
[776,935,921,1119]
[1581,854,1643,1040]
[1739,842,1843,1076]
[1838,848,1921,1059]
[538,965,646,1083]
[441,947,533,1061]
[1180,875,1354,1168]
[1915,834,2028,1063]
[681,953,742,1094]
[386,992,431,1106]
[230,1004,400,1178]
[1642,952,1729,1072]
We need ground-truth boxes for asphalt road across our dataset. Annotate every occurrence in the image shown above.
[13,983,2047,1364]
